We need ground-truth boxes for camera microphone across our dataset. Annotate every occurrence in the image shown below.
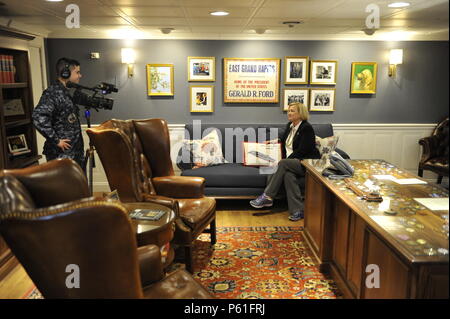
[66,82,92,90]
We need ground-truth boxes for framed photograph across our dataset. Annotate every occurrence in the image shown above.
[283,88,309,111]
[146,64,174,96]
[3,98,25,116]
[350,62,378,94]
[310,88,335,112]
[223,58,280,103]
[188,57,215,82]
[310,60,338,85]
[284,56,309,84]
[7,134,31,155]
[190,85,214,113]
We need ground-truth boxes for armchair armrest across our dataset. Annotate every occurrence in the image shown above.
[137,244,165,286]
[152,176,205,198]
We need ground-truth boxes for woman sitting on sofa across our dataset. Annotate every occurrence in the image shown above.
[250,102,320,221]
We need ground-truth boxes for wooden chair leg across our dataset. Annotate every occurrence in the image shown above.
[437,175,443,184]
[418,168,424,177]
[184,245,193,273]
[210,218,217,246]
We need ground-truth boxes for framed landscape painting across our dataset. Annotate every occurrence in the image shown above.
[284,56,309,84]
[146,64,174,96]
[310,88,335,112]
[350,62,377,94]
[283,88,309,111]
[310,60,338,85]
[188,57,215,82]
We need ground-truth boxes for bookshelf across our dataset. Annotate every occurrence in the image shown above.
[0,48,40,170]
[0,47,40,281]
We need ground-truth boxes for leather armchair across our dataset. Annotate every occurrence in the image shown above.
[0,159,212,299]
[418,117,449,184]
[86,118,216,272]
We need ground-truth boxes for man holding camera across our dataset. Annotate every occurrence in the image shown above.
[32,57,85,170]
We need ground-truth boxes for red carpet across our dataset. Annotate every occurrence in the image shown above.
[23,226,342,299]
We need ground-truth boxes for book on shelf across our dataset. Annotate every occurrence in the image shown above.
[129,209,166,221]
[0,55,15,84]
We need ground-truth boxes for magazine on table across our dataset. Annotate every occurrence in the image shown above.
[129,209,166,221]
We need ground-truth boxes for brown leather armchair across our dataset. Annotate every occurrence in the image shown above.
[86,118,216,272]
[418,117,449,184]
[0,159,212,298]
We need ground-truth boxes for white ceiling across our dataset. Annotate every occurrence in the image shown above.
[0,0,448,40]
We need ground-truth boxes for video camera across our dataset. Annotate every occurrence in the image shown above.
[68,82,118,111]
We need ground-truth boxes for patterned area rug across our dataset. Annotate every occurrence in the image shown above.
[23,226,342,299]
[191,226,341,299]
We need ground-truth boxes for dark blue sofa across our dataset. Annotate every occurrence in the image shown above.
[177,123,349,198]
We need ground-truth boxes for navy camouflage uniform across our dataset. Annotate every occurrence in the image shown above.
[32,81,85,169]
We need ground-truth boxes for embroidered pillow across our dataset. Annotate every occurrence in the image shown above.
[313,135,340,171]
[182,130,227,168]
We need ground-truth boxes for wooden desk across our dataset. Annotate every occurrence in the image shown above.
[302,159,449,299]
[122,202,176,268]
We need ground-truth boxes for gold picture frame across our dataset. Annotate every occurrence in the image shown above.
[284,56,309,84]
[282,88,309,111]
[310,60,338,85]
[309,88,336,112]
[146,64,174,96]
[188,57,215,82]
[223,58,280,103]
[350,62,378,94]
[190,85,214,113]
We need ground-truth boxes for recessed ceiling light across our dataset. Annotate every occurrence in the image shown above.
[45,0,64,2]
[388,2,410,8]
[210,11,229,16]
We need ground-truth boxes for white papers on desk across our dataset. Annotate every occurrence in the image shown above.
[414,198,449,211]
[372,175,427,184]
[393,178,427,185]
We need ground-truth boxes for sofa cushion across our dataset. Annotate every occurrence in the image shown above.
[183,129,227,167]
[181,163,267,188]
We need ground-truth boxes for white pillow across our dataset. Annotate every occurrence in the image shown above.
[313,135,339,171]
[184,130,227,167]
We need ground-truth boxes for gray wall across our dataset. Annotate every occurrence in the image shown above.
[45,39,449,125]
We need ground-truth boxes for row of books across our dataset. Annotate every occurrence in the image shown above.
[0,55,15,84]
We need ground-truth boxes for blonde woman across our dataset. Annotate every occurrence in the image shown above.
[250,102,320,221]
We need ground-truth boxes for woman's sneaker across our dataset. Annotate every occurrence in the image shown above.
[250,193,273,209]
[289,211,304,221]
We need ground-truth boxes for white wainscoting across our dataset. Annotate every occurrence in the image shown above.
[35,123,439,193]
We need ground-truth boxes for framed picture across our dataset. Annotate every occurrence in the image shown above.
[3,98,25,116]
[310,60,338,85]
[190,85,214,113]
[283,88,309,111]
[7,134,31,155]
[188,57,215,82]
[350,62,378,94]
[223,58,280,103]
[310,88,335,112]
[146,64,174,96]
[284,56,309,84]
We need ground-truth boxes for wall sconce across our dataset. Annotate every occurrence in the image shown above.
[389,49,403,77]
[121,48,136,78]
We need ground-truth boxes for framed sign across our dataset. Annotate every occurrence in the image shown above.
[310,60,338,85]
[284,56,309,84]
[310,88,335,112]
[223,58,280,103]
[7,134,31,155]
[350,62,377,94]
[283,88,309,111]
[146,64,174,96]
[243,142,282,166]
[3,98,25,116]
[190,85,214,113]
[188,57,215,81]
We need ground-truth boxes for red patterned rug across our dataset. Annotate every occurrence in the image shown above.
[23,226,342,299]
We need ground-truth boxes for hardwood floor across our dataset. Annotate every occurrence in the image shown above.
[0,199,300,299]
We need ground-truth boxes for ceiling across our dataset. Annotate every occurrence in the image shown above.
[0,0,448,40]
